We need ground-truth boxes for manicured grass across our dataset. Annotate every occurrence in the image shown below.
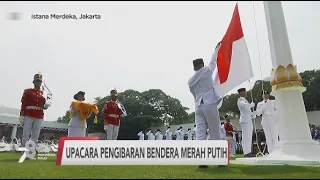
[1,152,320,179]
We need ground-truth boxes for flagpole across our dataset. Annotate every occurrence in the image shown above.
[236,1,320,165]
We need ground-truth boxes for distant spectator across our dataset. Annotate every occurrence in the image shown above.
[311,128,315,139]
[315,129,320,140]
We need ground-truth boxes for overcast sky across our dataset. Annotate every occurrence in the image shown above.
[0,1,319,122]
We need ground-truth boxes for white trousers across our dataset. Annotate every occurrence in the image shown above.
[195,103,221,140]
[226,136,236,155]
[22,116,43,147]
[68,127,86,137]
[261,116,279,154]
[106,124,120,140]
[240,122,253,155]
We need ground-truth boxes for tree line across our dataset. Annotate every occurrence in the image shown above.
[219,69,320,117]
[58,89,193,139]
[57,69,320,139]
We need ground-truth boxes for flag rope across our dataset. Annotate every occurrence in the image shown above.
[247,1,267,157]
[252,1,265,94]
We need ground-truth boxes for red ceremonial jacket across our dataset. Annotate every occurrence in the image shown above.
[20,88,46,119]
[224,122,234,137]
[103,101,123,126]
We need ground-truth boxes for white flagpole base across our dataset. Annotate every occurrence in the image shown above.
[234,87,320,165]
[234,140,320,165]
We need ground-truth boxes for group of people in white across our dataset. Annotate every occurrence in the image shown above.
[137,118,239,158]
[185,41,279,165]
[137,125,199,141]
[135,42,278,169]
[237,88,279,157]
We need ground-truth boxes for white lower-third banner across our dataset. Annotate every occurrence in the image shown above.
[57,140,230,165]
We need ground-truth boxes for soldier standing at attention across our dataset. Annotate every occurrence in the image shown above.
[165,126,172,140]
[237,88,255,157]
[19,73,50,149]
[104,89,125,140]
[137,131,145,140]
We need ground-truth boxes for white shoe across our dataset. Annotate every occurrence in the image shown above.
[230,155,237,157]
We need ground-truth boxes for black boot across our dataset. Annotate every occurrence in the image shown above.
[198,165,209,168]
[218,165,227,167]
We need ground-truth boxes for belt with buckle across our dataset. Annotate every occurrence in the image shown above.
[108,114,118,118]
[26,106,43,110]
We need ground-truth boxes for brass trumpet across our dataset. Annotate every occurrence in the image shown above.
[42,81,53,108]
[116,100,127,117]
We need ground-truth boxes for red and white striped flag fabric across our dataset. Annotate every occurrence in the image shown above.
[213,3,254,102]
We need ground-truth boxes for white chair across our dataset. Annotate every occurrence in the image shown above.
[0,139,11,152]
[9,137,20,152]
[37,140,51,153]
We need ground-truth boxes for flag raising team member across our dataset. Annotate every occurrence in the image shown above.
[188,3,253,167]
[255,91,279,154]
[237,88,255,157]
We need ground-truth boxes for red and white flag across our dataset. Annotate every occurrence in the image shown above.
[214,3,254,108]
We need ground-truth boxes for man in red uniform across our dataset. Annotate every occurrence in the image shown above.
[224,115,237,157]
[103,89,125,140]
[20,73,49,148]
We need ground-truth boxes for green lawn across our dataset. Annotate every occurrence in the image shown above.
[1,152,320,179]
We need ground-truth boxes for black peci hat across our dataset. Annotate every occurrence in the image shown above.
[193,58,204,68]
[74,91,85,100]
[237,88,246,93]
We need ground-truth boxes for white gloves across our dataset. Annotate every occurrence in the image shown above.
[250,102,255,108]
[104,124,108,131]
[43,103,50,110]
[19,116,24,125]
[252,113,257,119]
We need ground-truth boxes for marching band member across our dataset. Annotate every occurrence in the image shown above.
[237,88,255,157]
[165,126,172,140]
[192,125,197,140]
[224,115,237,157]
[147,129,155,140]
[137,131,145,140]
[256,91,278,154]
[155,129,163,140]
[103,89,125,140]
[68,91,99,137]
[187,128,192,140]
[20,73,50,149]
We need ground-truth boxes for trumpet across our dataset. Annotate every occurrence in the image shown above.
[42,81,53,108]
[232,126,240,132]
[116,100,127,117]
